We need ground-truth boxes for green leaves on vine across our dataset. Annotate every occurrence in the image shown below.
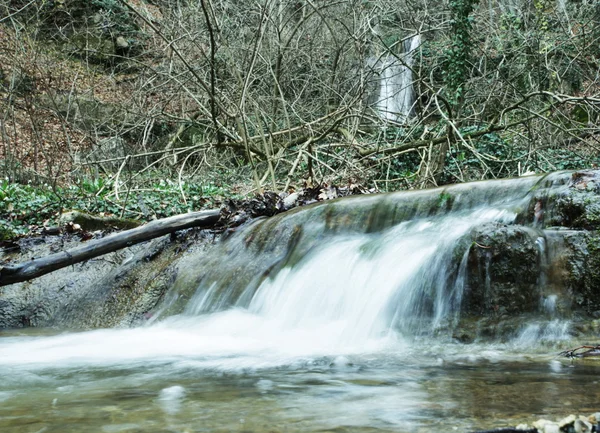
[444,0,479,106]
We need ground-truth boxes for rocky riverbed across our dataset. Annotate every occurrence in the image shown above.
[515,412,599,433]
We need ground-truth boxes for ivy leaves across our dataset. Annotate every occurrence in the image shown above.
[444,0,479,105]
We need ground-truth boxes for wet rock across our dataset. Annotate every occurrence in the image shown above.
[521,170,600,230]
[524,413,600,433]
[557,230,600,315]
[0,229,217,329]
[461,192,600,327]
[534,419,559,433]
[574,419,593,433]
[463,223,541,317]
[557,415,594,433]
[560,415,578,429]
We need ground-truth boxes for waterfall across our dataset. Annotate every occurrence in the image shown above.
[175,175,556,344]
[0,172,579,369]
[243,208,511,345]
[2,172,597,433]
[374,35,421,122]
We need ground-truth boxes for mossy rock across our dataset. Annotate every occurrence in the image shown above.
[577,234,600,315]
[522,171,600,230]
[60,211,141,231]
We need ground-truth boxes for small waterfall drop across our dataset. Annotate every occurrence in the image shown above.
[513,320,571,346]
[244,209,511,346]
[2,171,599,433]
[511,233,572,344]
[0,172,580,370]
[374,35,421,122]
[177,176,553,348]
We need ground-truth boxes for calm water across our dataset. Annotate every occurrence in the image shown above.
[1,325,598,433]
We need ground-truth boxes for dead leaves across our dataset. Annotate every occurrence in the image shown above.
[219,182,376,230]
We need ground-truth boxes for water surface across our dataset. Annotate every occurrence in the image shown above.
[1,324,598,433]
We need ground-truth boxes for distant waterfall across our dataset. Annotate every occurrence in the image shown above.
[374,35,421,122]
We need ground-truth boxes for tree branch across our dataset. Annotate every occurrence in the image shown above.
[0,210,221,286]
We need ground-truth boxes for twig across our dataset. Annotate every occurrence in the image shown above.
[114,155,130,201]
[0,0,37,23]
[559,345,600,358]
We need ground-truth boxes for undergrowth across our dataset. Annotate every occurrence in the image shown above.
[0,176,235,240]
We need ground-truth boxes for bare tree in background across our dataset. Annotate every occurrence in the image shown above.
[0,0,598,195]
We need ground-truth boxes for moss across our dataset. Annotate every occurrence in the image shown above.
[438,191,454,211]
[0,224,17,241]
[584,201,600,227]
[60,211,141,231]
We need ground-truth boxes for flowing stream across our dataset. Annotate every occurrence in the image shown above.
[1,174,599,432]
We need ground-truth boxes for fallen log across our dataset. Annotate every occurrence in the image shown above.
[0,209,221,287]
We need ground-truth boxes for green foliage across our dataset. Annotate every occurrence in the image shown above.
[442,131,514,182]
[443,0,479,105]
[0,179,57,238]
[440,127,595,184]
[0,176,234,239]
[538,148,591,171]
[438,192,454,210]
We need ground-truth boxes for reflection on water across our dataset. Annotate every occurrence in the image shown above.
[1,326,599,433]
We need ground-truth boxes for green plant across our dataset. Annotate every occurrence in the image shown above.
[0,173,240,239]
[444,0,479,105]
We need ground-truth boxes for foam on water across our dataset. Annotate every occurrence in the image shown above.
[0,206,521,372]
[0,173,578,374]
[1,172,598,433]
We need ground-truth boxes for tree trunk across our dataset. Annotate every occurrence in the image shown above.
[0,209,221,287]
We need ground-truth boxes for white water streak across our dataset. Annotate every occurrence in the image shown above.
[376,35,421,121]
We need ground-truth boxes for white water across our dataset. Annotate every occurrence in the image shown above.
[2,175,596,433]
[0,174,582,375]
[514,320,571,346]
[375,35,421,121]
[0,206,524,371]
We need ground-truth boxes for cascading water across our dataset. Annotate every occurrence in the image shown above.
[374,35,421,122]
[0,172,598,433]
[0,182,529,367]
